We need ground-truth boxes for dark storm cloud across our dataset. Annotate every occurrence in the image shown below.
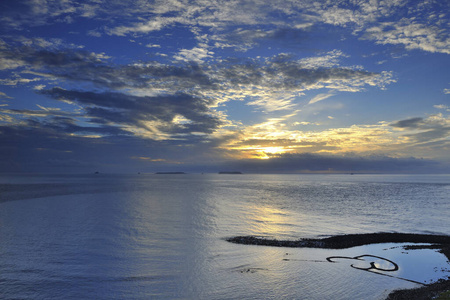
[40,88,222,134]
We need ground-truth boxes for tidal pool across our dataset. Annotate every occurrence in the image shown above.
[225,241,449,299]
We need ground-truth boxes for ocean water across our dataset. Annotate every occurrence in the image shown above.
[0,173,449,299]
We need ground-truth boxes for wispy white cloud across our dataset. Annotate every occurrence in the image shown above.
[308,93,335,105]
[0,91,12,99]
[0,77,41,86]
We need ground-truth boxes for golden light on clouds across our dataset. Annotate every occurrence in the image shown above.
[236,146,294,159]
[219,110,450,163]
[223,120,404,160]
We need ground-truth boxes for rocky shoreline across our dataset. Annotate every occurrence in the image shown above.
[226,232,450,299]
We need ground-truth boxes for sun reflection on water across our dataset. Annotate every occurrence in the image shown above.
[245,205,300,239]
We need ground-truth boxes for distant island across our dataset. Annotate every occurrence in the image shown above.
[218,171,242,174]
[155,172,186,174]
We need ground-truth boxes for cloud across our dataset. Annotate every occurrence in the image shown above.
[306,1,449,55]
[434,105,450,112]
[0,91,12,99]
[298,50,348,68]
[391,115,450,131]
[0,77,41,86]
[1,0,449,175]
[1,38,399,159]
[0,124,142,173]
[308,93,335,105]
[364,20,450,55]
[1,107,79,119]
[213,26,313,51]
[107,17,179,36]
[257,54,391,92]
[1,119,446,173]
[214,53,394,110]
[146,44,161,48]
[39,88,223,139]
[389,114,450,158]
[2,0,448,57]
[0,0,105,31]
[173,47,214,63]
[223,113,399,160]
[0,38,394,114]
[0,119,239,173]
[390,117,424,129]
[220,111,450,163]
[223,152,444,174]
[0,40,217,91]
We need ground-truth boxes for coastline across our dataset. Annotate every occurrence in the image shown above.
[226,232,450,299]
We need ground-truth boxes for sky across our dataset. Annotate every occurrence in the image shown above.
[0,0,449,174]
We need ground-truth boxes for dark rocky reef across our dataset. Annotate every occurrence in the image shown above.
[386,279,450,300]
[226,232,450,250]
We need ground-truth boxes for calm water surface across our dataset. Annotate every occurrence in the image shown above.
[0,174,449,299]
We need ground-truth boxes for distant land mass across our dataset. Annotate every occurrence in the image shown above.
[155,172,186,174]
[218,171,243,174]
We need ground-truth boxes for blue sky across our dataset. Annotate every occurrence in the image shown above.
[0,0,449,173]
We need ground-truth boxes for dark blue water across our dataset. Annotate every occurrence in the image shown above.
[0,174,449,299]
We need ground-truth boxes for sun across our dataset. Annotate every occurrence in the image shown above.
[252,146,293,159]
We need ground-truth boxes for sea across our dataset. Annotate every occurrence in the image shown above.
[0,173,449,299]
